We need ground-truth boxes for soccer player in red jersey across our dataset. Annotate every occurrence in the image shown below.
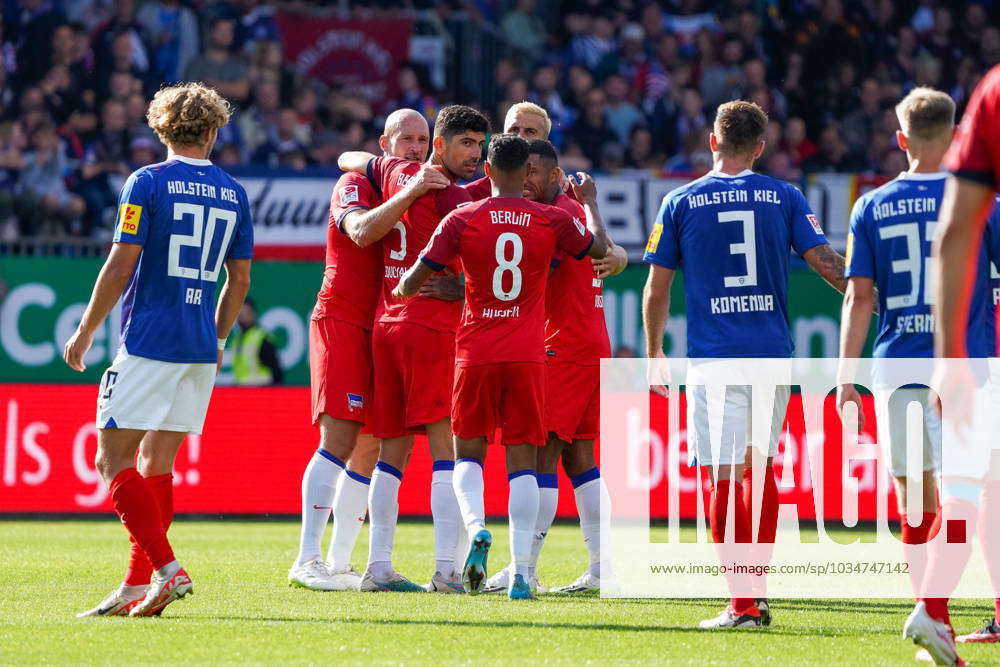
[920,64,1000,656]
[393,134,609,599]
[337,105,488,592]
[463,102,552,201]
[481,139,627,596]
[289,109,451,591]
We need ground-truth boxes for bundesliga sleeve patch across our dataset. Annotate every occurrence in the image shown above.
[573,217,587,235]
[646,223,663,253]
[807,214,823,235]
[118,203,142,235]
[340,185,359,206]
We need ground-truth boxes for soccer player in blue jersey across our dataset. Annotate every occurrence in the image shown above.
[837,89,1000,663]
[63,83,253,618]
[642,100,848,629]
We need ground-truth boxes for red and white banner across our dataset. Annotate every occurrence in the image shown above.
[0,384,897,521]
[276,15,411,110]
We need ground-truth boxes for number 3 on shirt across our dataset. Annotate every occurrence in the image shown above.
[168,202,238,282]
[493,232,523,301]
[719,210,758,288]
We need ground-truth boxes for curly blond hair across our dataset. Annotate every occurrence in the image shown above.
[146,82,231,147]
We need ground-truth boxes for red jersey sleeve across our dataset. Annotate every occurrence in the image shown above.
[551,207,594,260]
[331,173,380,231]
[945,65,1000,188]
[436,183,472,217]
[420,209,467,271]
[462,176,491,201]
[366,156,407,194]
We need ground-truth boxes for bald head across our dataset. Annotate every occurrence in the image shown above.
[380,108,430,162]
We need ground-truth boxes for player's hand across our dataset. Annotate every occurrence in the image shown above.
[931,358,976,429]
[836,383,865,429]
[63,328,93,372]
[407,164,450,196]
[557,168,570,194]
[392,284,413,300]
[647,349,670,397]
[569,171,598,203]
[592,243,628,278]
[419,268,463,301]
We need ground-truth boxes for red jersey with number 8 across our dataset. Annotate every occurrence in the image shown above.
[367,156,471,332]
[419,196,594,366]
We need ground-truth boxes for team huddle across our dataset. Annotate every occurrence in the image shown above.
[60,61,1000,665]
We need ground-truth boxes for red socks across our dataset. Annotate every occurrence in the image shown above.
[710,479,753,611]
[123,473,174,586]
[109,468,175,573]
[900,511,938,596]
[920,499,979,626]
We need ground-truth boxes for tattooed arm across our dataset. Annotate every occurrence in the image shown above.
[802,243,848,294]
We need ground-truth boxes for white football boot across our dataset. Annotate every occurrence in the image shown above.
[288,558,345,591]
[325,565,363,591]
[425,571,465,593]
[129,565,193,617]
[903,602,964,666]
[698,605,764,629]
[76,585,147,617]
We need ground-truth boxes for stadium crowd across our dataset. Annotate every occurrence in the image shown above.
[1,0,999,240]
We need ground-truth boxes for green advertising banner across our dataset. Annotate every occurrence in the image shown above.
[0,258,865,385]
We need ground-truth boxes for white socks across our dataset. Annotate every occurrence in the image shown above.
[454,458,486,539]
[528,474,559,578]
[508,470,540,578]
[296,449,345,566]
[326,468,370,571]
[572,468,610,579]
[367,461,402,578]
[431,461,461,575]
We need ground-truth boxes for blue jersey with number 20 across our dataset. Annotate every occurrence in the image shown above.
[643,170,827,358]
[113,156,254,363]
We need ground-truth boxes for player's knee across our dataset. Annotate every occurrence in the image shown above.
[561,440,596,477]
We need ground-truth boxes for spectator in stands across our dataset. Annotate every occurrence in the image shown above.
[700,36,744,109]
[567,11,615,69]
[92,0,151,78]
[232,297,283,386]
[137,0,199,83]
[595,21,645,83]
[251,107,307,167]
[529,64,569,133]
[570,86,617,168]
[10,0,66,86]
[665,127,711,175]
[604,74,643,145]
[665,0,719,50]
[624,126,657,171]
[238,79,280,158]
[391,63,437,120]
[501,0,547,64]
[0,120,27,240]
[234,0,279,54]
[803,123,866,173]
[17,122,85,237]
[674,87,707,149]
[127,135,159,169]
[184,17,250,105]
[76,100,132,236]
[841,77,884,155]
[565,64,594,114]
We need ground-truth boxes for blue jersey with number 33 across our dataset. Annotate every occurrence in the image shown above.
[643,170,827,358]
[846,173,1000,359]
[113,156,254,363]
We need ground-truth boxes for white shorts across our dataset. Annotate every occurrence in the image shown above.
[685,359,792,467]
[96,348,216,434]
[873,387,941,478]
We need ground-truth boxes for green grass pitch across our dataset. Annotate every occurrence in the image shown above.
[1,519,997,665]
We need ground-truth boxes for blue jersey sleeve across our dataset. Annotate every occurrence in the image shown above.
[786,184,827,257]
[845,195,876,279]
[643,193,681,269]
[226,185,254,260]
[113,169,154,245]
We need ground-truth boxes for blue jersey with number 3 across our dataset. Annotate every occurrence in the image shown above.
[643,170,827,358]
[846,173,1000,359]
[114,156,254,363]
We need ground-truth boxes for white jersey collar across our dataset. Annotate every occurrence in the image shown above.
[897,171,946,181]
[170,154,213,166]
[708,169,754,179]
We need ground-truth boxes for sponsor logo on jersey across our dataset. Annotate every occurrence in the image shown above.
[646,223,663,253]
[340,184,359,206]
[573,216,586,235]
[347,392,364,411]
[807,214,823,234]
[118,204,142,235]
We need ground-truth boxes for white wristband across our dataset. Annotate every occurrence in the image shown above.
[217,338,227,351]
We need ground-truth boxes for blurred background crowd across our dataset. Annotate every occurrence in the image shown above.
[1,0,998,242]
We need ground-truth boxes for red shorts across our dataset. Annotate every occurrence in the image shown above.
[546,361,599,443]
[371,321,455,438]
[309,317,373,426]
[453,362,546,447]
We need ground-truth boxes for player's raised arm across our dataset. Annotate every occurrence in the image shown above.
[63,242,143,371]
[337,151,378,174]
[569,172,609,258]
[396,208,466,299]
